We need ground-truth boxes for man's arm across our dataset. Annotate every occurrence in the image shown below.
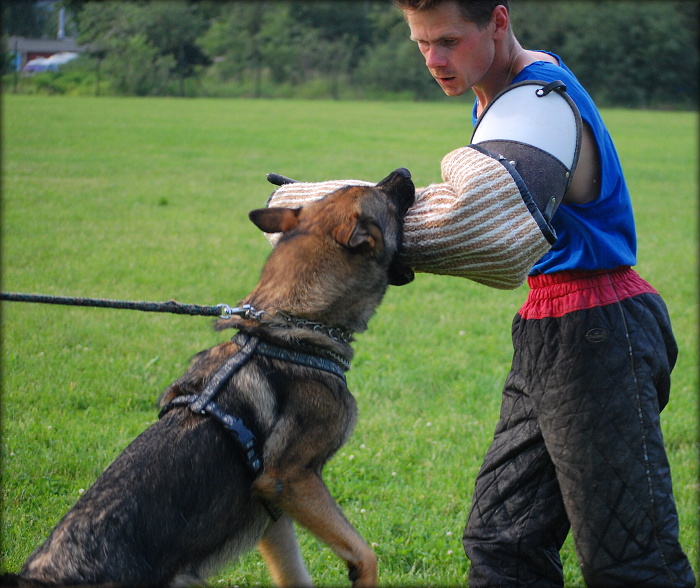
[564,121,600,205]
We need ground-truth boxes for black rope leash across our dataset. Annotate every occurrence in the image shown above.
[0,292,236,318]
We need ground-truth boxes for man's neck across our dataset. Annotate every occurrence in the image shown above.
[473,37,524,114]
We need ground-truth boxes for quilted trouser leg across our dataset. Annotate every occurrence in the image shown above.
[463,361,570,587]
[464,293,695,587]
[542,294,694,587]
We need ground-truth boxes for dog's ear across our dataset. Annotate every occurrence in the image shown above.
[388,261,415,286]
[249,207,301,233]
[334,217,377,252]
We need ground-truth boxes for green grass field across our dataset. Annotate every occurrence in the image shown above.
[2,94,697,586]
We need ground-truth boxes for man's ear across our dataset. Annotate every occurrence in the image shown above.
[491,5,510,40]
[249,207,301,233]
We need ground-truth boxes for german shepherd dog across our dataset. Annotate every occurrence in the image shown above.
[6,169,415,588]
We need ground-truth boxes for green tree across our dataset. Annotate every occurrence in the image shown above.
[77,0,208,96]
[512,1,698,108]
[256,4,306,85]
[2,0,60,38]
[103,33,175,96]
[27,0,695,106]
[353,4,439,100]
[290,1,376,68]
[559,2,697,107]
[197,2,271,95]
[198,2,365,98]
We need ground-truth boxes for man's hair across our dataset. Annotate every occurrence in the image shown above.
[393,0,509,29]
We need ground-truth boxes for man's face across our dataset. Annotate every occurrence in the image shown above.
[405,1,495,96]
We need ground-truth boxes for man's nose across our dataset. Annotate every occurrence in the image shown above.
[424,46,447,69]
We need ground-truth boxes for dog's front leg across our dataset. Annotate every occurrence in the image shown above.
[258,514,313,588]
[255,471,377,587]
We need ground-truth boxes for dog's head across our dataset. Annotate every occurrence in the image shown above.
[246,169,415,333]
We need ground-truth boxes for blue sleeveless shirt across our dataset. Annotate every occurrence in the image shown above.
[472,53,637,275]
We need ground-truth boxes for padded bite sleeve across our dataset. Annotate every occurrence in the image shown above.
[265,146,554,290]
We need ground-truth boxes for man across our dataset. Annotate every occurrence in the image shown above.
[394,1,696,586]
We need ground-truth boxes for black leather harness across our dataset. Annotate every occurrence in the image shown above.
[158,332,348,477]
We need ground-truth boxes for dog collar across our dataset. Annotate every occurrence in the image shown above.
[219,304,355,345]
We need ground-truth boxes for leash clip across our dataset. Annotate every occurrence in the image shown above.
[218,303,256,320]
[217,303,234,319]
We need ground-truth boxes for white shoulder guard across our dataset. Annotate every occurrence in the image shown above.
[471,80,582,222]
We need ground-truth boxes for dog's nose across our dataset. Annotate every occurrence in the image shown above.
[391,168,415,210]
[376,168,415,212]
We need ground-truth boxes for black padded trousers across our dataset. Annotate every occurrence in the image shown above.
[463,292,695,587]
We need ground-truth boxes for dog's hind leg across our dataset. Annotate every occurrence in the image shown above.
[257,515,312,587]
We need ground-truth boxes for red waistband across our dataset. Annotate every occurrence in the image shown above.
[519,266,658,319]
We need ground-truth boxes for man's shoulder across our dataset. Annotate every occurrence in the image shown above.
[518,57,573,83]
[518,58,597,118]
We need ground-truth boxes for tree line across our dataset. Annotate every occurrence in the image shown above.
[3,0,698,108]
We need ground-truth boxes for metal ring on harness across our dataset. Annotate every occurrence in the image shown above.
[470,80,582,223]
